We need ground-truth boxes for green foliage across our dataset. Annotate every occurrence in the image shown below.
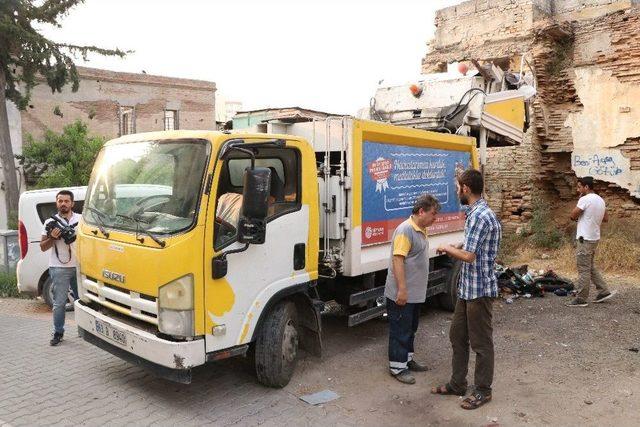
[0,0,129,110]
[530,198,563,249]
[0,269,19,298]
[18,120,105,188]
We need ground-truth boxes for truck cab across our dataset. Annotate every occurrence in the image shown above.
[75,131,321,386]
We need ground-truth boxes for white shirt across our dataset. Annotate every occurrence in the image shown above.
[576,193,606,241]
[42,212,82,268]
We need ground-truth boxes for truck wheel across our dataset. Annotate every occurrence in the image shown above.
[438,259,462,312]
[254,300,299,388]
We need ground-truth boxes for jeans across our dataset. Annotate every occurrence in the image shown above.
[449,297,494,395]
[50,267,77,335]
[387,298,421,375]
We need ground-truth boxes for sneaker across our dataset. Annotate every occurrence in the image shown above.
[391,370,416,384]
[50,332,63,346]
[407,359,430,372]
[594,290,617,303]
[566,298,588,307]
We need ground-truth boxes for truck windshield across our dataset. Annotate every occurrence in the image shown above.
[84,139,209,235]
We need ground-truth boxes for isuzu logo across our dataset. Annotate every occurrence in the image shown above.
[103,269,125,284]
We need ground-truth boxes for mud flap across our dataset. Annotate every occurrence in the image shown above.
[294,296,323,357]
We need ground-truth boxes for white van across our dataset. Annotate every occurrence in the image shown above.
[16,186,86,307]
[16,184,173,306]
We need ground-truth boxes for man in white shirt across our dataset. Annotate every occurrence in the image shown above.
[567,176,616,307]
[40,190,82,345]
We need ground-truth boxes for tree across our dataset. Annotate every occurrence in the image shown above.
[18,120,105,188]
[0,0,127,224]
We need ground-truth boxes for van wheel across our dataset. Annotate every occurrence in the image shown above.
[438,259,462,312]
[42,276,75,311]
[254,301,299,388]
[42,277,54,308]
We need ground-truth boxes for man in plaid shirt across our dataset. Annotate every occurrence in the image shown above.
[431,169,501,410]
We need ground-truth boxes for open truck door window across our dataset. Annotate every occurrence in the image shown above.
[214,148,300,250]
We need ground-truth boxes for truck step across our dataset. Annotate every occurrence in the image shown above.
[348,305,386,327]
[349,286,385,306]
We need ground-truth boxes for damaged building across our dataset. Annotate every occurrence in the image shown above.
[422,0,640,230]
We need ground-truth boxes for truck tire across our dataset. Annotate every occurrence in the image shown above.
[438,259,462,312]
[254,300,299,388]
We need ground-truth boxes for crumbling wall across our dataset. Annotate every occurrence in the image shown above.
[423,0,640,228]
[423,0,537,72]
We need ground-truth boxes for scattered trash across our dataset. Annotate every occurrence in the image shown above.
[524,293,532,299]
[556,342,569,347]
[629,347,639,353]
[506,298,514,304]
[554,288,568,296]
[584,399,593,405]
[300,390,340,405]
[541,253,550,259]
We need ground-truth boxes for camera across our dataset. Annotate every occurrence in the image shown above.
[45,215,77,245]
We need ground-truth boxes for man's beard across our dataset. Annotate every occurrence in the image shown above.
[458,191,469,205]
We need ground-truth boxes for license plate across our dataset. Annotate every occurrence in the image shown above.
[95,319,127,346]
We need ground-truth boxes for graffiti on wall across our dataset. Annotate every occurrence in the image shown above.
[572,153,624,177]
[572,150,640,199]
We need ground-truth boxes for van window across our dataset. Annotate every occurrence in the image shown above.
[37,200,85,224]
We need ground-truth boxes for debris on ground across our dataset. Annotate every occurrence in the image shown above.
[629,347,639,353]
[496,264,574,300]
[300,390,340,405]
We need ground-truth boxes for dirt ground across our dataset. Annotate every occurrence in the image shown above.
[291,274,640,426]
[2,274,638,426]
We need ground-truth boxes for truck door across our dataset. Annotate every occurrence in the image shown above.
[203,145,312,353]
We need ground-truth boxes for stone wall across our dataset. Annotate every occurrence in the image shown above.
[423,0,640,229]
[21,67,216,141]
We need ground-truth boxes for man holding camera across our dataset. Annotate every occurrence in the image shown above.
[40,190,81,346]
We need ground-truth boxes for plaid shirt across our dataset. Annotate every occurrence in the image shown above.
[458,198,502,300]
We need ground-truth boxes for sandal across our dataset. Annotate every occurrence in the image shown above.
[460,392,492,410]
[430,383,466,396]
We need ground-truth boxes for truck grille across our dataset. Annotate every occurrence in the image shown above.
[83,276,158,325]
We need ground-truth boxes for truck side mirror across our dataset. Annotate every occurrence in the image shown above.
[238,167,270,244]
[212,256,228,279]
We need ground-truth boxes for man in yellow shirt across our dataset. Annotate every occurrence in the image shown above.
[385,194,440,384]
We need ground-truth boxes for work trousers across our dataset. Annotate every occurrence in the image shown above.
[387,298,421,375]
[576,240,609,302]
[449,297,494,395]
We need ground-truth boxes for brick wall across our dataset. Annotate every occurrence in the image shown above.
[20,67,216,141]
[423,0,640,229]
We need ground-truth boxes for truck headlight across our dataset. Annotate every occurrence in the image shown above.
[158,274,194,337]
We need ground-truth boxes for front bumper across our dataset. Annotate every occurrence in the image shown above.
[75,300,205,383]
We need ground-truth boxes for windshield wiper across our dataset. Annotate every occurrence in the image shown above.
[85,207,110,238]
[115,214,166,248]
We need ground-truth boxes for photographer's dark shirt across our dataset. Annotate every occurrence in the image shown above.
[41,212,81,268]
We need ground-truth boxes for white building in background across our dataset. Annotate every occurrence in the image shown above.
[215,93,242,127]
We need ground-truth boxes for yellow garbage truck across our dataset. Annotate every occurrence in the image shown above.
[75,118,480,386]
